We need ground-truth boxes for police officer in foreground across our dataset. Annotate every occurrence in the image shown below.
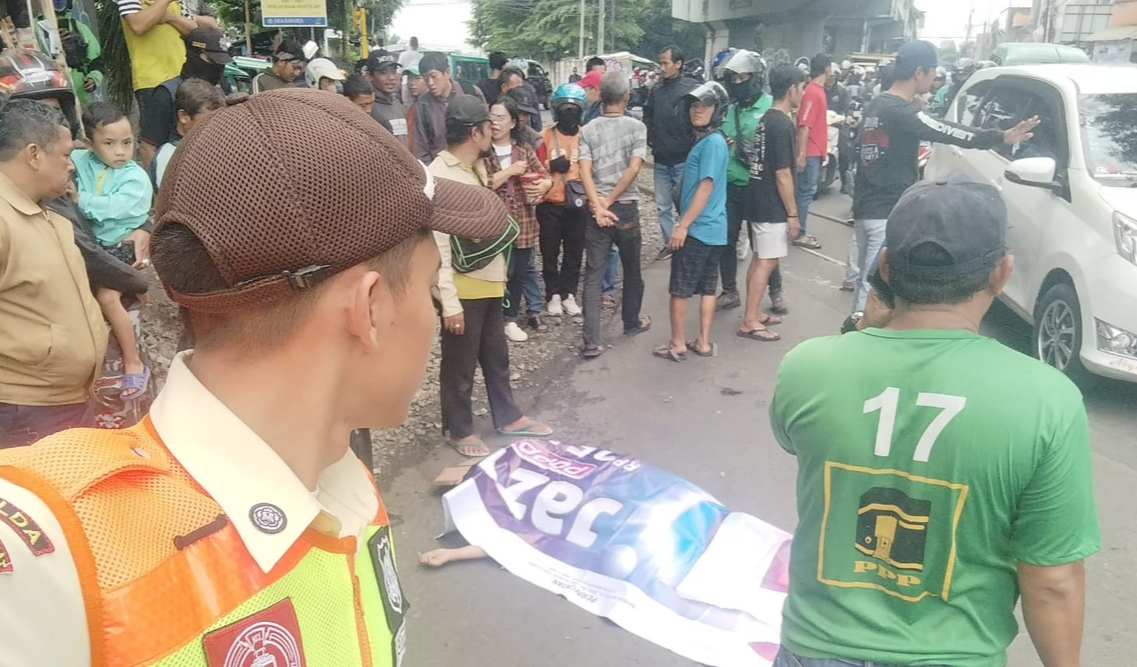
[0,89,508,666]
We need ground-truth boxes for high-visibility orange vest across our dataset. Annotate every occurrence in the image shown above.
[0,419,406,667]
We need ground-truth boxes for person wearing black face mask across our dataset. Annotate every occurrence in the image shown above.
[534,84,589,318]
[139,26,231,172]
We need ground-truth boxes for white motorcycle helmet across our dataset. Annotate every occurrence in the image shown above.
[306,58,345,91]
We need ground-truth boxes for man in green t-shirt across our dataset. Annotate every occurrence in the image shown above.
[717,50,785,313]
[770,177,1100,667]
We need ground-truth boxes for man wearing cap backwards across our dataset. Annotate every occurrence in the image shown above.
[770,176,1099,667]
[410,52,485,163]
[366,49,409,146]
[0,88,509,666]
[849,40,1039,314]
[139,26,231,171]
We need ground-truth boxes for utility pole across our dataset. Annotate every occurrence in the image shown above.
[598,0,605,57]
[578,0,585,65]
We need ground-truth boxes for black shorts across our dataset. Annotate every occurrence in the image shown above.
[669,236,723,298]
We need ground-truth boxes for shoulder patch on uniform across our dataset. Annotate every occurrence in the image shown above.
[0,497,54,556]
[0,537,13,573]
[203,598,307,667]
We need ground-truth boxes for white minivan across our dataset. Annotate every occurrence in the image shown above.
[925,64,1137,384]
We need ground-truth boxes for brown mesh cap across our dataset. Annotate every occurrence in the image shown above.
[152,88,508,313]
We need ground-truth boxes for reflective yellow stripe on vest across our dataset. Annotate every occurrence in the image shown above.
[154,524,404,667]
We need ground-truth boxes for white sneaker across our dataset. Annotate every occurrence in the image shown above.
[562,294,582,316]
[547,294,564,316]
[504,321,529,342]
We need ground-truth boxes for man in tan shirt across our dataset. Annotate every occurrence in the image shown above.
[0,99,107,448]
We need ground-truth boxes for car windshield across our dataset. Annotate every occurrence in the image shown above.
[1079,93,1137,184]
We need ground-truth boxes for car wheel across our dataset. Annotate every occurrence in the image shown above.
[1034,282,1095,386]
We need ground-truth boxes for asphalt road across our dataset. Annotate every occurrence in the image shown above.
[386,189,1137,667]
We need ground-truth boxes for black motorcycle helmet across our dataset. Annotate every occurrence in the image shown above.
[718,50,766,108]
[683,81,729,130]
[952,58,978,84]
[0,50,80,137]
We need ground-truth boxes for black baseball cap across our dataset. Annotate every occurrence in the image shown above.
[446,95,491,126]
[366,49,399,72]
[187,27,231,65]
[505,87,539,115]
[886,176,1007,281]
[419,52,449,75]
[895,40,939,73]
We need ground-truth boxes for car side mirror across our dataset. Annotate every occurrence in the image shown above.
[1005,157,1058,190]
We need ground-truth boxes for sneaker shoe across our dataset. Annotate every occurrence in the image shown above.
[504,321,529,342]
[769,290,789,314]
[562,294,582,316]
[840,281,856,292]
[657,247,673,261]
[546,294,563,316]
[716,290,742,311]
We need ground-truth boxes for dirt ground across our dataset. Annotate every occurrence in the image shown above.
[138,170,664,481]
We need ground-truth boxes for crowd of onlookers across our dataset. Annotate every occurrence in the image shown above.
[0,20,849,454]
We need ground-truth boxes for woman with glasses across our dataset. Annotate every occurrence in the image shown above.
[484,97,554,342]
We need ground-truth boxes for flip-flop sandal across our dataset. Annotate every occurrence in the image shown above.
[760,314,784,326]
[737,327,781,342]
[120,365,151,400]
[653,345,688,362]
[499,422,553,437]
[602,295,617,310]
[583,345,606,359]
[448,440,491,458]
[792,235,822,250]
[687,341,718,358]
[624,315,652,336]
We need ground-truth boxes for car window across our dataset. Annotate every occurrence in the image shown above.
[972,84,1032,158]
[1079,93,1137,184]
[957,81,991,125]
[1012,91,1068,168]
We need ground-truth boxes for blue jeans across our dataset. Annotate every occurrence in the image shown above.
[773,648,939,667]
[524,251,543,316]
[602,247,619,296]
[654,162,685,242]
[795,156,824,237]
[851,218,888,312]
[0,401,93,449]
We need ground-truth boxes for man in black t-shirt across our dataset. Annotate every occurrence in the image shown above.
[848,40,1038,313]
[738,64,806,343]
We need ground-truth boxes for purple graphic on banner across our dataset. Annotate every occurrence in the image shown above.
[444,439,791,666]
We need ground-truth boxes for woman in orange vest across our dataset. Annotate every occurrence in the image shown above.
[0,89,509,667]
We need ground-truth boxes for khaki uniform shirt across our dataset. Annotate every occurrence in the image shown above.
[0,173,106,406]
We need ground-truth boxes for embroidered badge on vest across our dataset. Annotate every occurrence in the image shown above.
[0,497,54,556]
[0,537,12,573]
[369,526,408,667]
[203,598,307,667]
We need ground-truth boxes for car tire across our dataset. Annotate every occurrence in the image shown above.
[1034,282,1096,387]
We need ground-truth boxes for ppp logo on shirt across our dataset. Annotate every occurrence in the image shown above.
[819,462,969,603]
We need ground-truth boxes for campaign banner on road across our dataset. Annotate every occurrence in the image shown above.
[442,440,792,667]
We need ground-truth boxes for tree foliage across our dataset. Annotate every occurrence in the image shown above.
[468,0,701,62]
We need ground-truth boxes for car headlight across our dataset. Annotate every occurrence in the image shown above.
[1115,212,1137,265]
[1096,319,1137,359]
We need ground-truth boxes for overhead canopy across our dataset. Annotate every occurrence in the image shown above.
[1086,26,1137,43]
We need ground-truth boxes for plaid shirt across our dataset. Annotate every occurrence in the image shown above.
[483,140,546,249]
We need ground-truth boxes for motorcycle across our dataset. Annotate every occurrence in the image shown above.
[918,141,933,179]
[819,110,845,193]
